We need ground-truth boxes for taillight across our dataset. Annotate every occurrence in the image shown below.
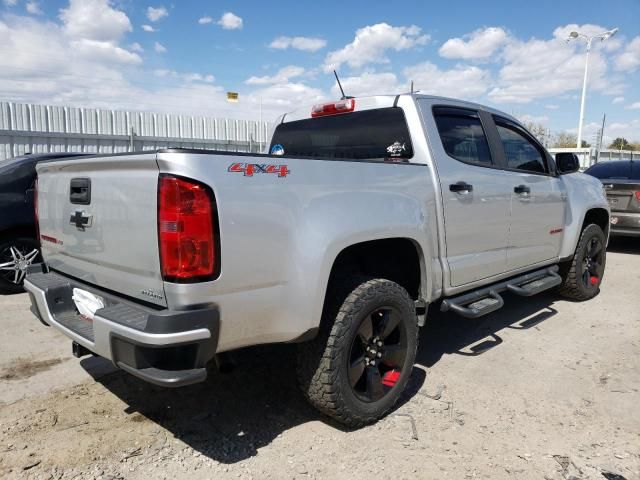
[311,98,355,117]
[158,175,217,281]
[635,191,640,201]
[34,177,40,242]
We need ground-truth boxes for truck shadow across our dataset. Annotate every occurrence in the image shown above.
[86,344,426,464]
[417,291,558,368]
[84,291,558,465]
[607,236,640,254]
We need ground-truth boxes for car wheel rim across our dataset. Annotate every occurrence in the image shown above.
[581,236,604,289]
[0,244,40,285]
[347,306,408,403]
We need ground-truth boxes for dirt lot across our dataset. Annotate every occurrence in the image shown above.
[1,238,639,480]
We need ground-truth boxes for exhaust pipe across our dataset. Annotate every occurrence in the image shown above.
[72,341,91,358]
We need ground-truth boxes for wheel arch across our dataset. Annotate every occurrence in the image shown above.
[320,238,428,323]
[560,206,610,261]
[582,208,610,238]
[0,225,38,245]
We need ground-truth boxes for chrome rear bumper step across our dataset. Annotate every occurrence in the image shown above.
[441,266,560,319]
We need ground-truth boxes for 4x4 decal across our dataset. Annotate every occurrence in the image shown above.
[228,163,290,178]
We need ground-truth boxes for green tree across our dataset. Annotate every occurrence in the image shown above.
[608,137,630,150]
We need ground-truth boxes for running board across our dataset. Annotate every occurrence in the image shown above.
[441,266,560,319]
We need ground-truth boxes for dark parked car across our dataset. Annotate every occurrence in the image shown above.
[0,153,86,293]
[585,160,640,237]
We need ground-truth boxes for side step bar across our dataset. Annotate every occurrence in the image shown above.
[441,266,561,319]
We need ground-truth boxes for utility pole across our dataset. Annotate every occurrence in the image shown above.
[596,114,606,165]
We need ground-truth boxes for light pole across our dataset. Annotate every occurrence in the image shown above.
[567,27,618,149]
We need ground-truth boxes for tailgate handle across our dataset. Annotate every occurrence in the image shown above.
[70,178,91,205]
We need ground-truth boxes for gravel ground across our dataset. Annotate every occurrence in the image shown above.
[1,238,639,480]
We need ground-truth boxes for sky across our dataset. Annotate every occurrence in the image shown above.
[0,0,639,144]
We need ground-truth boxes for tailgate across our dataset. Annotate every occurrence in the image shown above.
[36,153,167,307]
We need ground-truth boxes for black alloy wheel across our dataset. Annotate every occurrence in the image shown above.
[348,306,408,402]
[581,236,605,290]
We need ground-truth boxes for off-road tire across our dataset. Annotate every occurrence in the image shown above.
[557,223,606,301]
[297,276,418,427]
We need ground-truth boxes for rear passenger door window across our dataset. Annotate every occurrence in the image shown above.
[433,107,493,166]
[493,118,547,174]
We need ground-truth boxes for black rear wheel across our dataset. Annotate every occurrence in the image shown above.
[297,277,418,427]
[348,306,409,403]
[0,237,41,294]
[558,224,606,301]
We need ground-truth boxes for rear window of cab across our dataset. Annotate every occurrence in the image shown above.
[269,107,413,161]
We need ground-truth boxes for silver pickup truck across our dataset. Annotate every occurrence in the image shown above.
[25,94,609,427]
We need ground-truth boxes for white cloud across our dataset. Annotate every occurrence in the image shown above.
[545,104,559,110]
[146,6,168,22]
[3,0,18,6]
[154,69,214,83]
[614,36,640,72]
[154,41,166,53]
[328,63,490,100]
[73,38,141,64]
[605,119,640,143]
[516,114,549,124]
[245,65,306,85]
[0,8,303,120]
[60,0,131,42]
[198,16,212,25]
[249,82,326,112]
[439,27,508,60]
[323,23,430,72]
[26,1,42,15]
[269,36,327,52]
[405,62,491,99]
[330,72,401,98]
[141,24,155,32]
[612,96,625,104]
[129,42,144,53]
[576,119,640,144]
[218,12,242,30]
[488,24,624,104]
[626,102,640,110]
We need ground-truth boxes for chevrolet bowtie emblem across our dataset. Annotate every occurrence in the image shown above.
[70,210,93,230]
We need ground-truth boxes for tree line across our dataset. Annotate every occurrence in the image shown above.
[520,120,639,151]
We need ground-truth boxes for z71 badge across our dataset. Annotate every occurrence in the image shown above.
[228,163,290,178]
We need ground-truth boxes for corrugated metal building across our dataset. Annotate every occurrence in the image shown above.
[0,101,269,161]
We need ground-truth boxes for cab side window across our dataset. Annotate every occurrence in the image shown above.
[433,107,493,166]
[494,118,547,174]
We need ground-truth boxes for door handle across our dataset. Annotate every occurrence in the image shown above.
[514,185,531,195]
[449,182,473,194]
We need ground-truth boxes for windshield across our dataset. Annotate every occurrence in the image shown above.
[269,107,413,161]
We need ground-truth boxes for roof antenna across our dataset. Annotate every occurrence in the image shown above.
[333,70,351,100]
[410,80,414,94]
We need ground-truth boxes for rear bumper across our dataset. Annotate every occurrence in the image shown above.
[24,264,219,387]
[609,211,640,237]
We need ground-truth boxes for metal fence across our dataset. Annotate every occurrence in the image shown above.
[0,101,269,161]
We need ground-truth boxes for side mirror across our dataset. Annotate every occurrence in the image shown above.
[556,152,580,174]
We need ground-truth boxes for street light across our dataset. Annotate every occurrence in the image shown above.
[567,27,618,149]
